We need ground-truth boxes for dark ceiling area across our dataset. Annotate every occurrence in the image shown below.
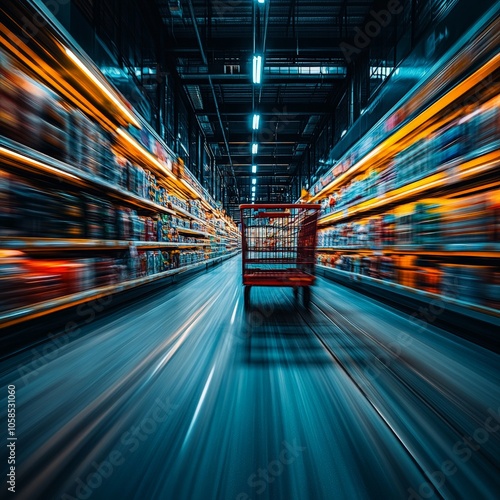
[156,0,399,209]
[64,0,447,219]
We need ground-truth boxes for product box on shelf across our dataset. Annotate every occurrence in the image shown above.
[440,264,487,305]
[116,208,132,241]
[0,51,64,158]
[441,192,496,250]
[144,217,157,242]
[39,97,69,162]
[112,154,131,191]
[0,250,27,312]
[95,257,120,287]
[85,195,117,240]
[129,210,143,241]
[128,163,148,199]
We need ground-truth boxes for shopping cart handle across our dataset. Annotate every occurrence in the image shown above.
[254,211,289,218]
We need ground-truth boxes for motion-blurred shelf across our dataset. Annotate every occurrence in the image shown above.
[317,246,500,258]
[172,204,207,225]
[0,137,178,216]
[0,138,217,241]
[318,264,500,321]
[319,150,500,226]
[176,228,211,237]
[0,251,240,328]
[310,45,500,203]
[0,238,210,251]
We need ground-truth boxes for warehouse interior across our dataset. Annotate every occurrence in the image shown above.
[1,0,499,499]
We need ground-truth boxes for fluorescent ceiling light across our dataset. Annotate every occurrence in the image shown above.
[253,55,262,84]
[257,0,265,4]
[252,165,257,173]
[252,143,258,154]
[252,178,256,185]
[252,186,256,192]
[252,114,260,130]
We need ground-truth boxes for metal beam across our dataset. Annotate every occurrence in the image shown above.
[180,74,345,85]
[185,0,240,203]
[195,103,330,116]
[212,133,309,143]
[218,154,296,161]
[168,37,356,54]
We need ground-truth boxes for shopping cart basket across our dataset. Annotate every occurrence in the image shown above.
[240,204,321,308]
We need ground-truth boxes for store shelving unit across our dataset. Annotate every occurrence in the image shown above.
[309,11,500,317]
[0,238,210,251]
[0,1,239,327]
[317,264,500,322]
[0,251,240,329]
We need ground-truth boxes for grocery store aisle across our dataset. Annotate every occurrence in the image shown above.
[1,256,499,500]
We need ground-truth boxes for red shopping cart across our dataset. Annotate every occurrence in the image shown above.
[240,204,321,308]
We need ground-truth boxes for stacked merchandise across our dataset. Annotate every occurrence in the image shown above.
[0,48,211,242]
[441,264,487,304]
[157,215,202,243]
[179,251,206,267]
[377,162,396,197]
[0,252,120,313]
[394,205,414,247]
[317,190,500,307]
[0,169,166,244]
[0,51,69,162]
[85,195,117,240]
[441,193,497,250]
[172,216,190,229]
[157,214,179,242]
[0,43,238,323]
[168,195,189,213]
[318,95,499,221]
[123,250,178,275]
[433,119,467,167]
[393,138,431,189]
[189,199,205,220]
[318,170,382,217]
[191,221,205,233]
[413,201,441,249]
[0,170,86,239]
[67,108,114,178]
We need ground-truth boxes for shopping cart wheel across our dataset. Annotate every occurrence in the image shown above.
[303,286,311,309]
[244,286,251,308]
